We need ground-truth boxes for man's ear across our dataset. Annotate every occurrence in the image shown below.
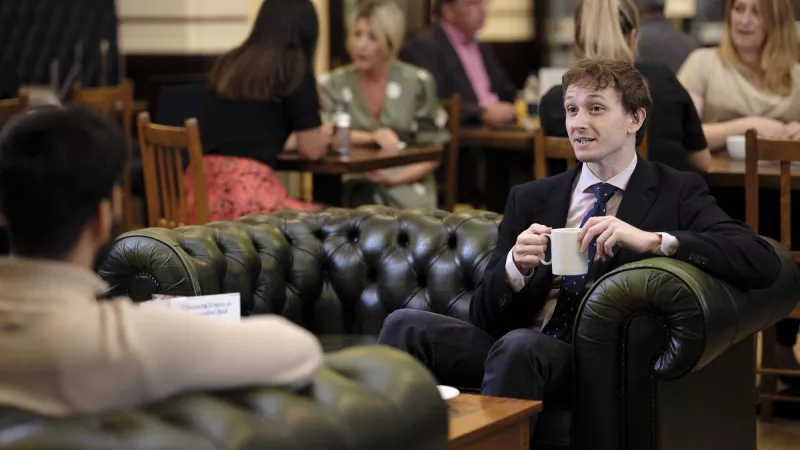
[628,108,646,135]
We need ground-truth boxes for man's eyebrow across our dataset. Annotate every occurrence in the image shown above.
[564,93,606,101]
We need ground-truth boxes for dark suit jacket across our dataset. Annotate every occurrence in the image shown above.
[401,24,517,124]
[470,159,782,339]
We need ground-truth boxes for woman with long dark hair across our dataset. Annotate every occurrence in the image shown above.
[186,0,330,221]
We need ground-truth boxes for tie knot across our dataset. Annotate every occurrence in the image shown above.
[590,183,617,204]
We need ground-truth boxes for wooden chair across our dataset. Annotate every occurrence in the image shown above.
[136,112,208,228]
[73,80,135,231]
[439,93,461,211]
[743,128,800,420]
[533,127,648,179]
[0,89,29,130]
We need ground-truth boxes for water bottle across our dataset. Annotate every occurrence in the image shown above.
[336,111,351,159]
[523,73,540,130]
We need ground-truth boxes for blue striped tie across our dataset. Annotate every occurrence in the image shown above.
[541,182,618,343]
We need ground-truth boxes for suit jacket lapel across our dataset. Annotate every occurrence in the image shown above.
[433,25,478,103]
[615,158,658,229]
[596,158,659,274]
[533,169,578,230]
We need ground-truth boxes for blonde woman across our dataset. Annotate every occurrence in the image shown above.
[318,0,451,208]
[539,0,711,173]
[678,0,800,149]
[680,0,800,387]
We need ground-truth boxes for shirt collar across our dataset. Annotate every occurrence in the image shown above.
[575,153,638,194]
[0,257,108,306]
[440,21,475,46]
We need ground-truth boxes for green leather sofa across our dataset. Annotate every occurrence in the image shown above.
[0,346,447,450]
[2,206,796,450]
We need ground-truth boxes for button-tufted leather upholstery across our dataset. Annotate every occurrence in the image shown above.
[10,206,798,450]
[101,206,502,335]
[0,346,448,450]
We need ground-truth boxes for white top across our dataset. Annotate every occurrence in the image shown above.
[0,257,323,417]
[677,47,800,123]
[504,155,679,330]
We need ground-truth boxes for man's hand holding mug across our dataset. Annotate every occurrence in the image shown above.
[512,224,553,274]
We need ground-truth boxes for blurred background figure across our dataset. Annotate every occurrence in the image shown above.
[678,0,800,149]
[634,0,700,73]
[679,0,800,383]
[187,0,331,221]
[539,0,711,173]
[319,0,450,208]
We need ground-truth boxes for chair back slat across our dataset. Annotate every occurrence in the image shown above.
[137,112,208,228]
[438,93,461,211]
[744,128,797,256]
[73,81,135,231]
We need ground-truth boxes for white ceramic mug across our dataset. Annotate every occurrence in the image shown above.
[541,228,589,276]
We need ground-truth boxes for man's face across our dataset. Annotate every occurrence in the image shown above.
[564,84,643,163]
[443,0,487,36]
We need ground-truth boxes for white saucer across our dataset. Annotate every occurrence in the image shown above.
[437,385,460,400]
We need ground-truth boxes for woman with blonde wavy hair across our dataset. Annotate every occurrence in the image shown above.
[678,0,800,389]
[678,0,800,149]
[678,0,800,391]
[539,0,711,173]
[318,0,450,208]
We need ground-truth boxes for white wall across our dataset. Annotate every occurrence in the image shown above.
[479,0,535,42]
[117,0,253,54]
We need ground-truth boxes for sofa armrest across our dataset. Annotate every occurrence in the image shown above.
[571,239,799,450]
[0,347,447,450]
[151,345,447,450]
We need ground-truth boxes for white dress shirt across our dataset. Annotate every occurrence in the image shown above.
[504,155,680,330]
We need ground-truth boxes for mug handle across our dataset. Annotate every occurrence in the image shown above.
[540,234,552,266]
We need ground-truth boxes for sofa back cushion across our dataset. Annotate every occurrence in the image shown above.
[101,206,501,335]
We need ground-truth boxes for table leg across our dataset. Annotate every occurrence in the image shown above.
[312,174,345,207]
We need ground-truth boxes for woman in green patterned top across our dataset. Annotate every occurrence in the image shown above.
[318,0,451,209]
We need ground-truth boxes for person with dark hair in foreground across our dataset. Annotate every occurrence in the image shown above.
[0,108,322,416]
[377,57,780,442]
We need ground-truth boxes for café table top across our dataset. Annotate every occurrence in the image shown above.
[274,144,443,175]
[459,119,540,150]
[706,151,800,189]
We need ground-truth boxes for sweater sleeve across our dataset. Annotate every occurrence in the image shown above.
[123,302,323,400]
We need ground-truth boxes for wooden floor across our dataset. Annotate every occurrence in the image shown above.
[759,341,800,449]
[759,418,800,449]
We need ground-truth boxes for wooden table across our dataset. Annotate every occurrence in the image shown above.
[448,394,542,450]
[458,123,540,212]
[706,152,800,189]
[459,125,535,150]
[274,145,443,206]
[275,145,442,174]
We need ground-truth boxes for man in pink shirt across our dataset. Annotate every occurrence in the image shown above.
[402,0,517,126]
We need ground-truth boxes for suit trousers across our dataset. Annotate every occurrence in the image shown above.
[377,309,572,435]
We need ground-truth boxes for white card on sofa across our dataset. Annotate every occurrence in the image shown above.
[140,293,241,322]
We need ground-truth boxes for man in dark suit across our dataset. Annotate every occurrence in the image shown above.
[402,0,517,126]
[402,0,522,210]
[377,58,780,436]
